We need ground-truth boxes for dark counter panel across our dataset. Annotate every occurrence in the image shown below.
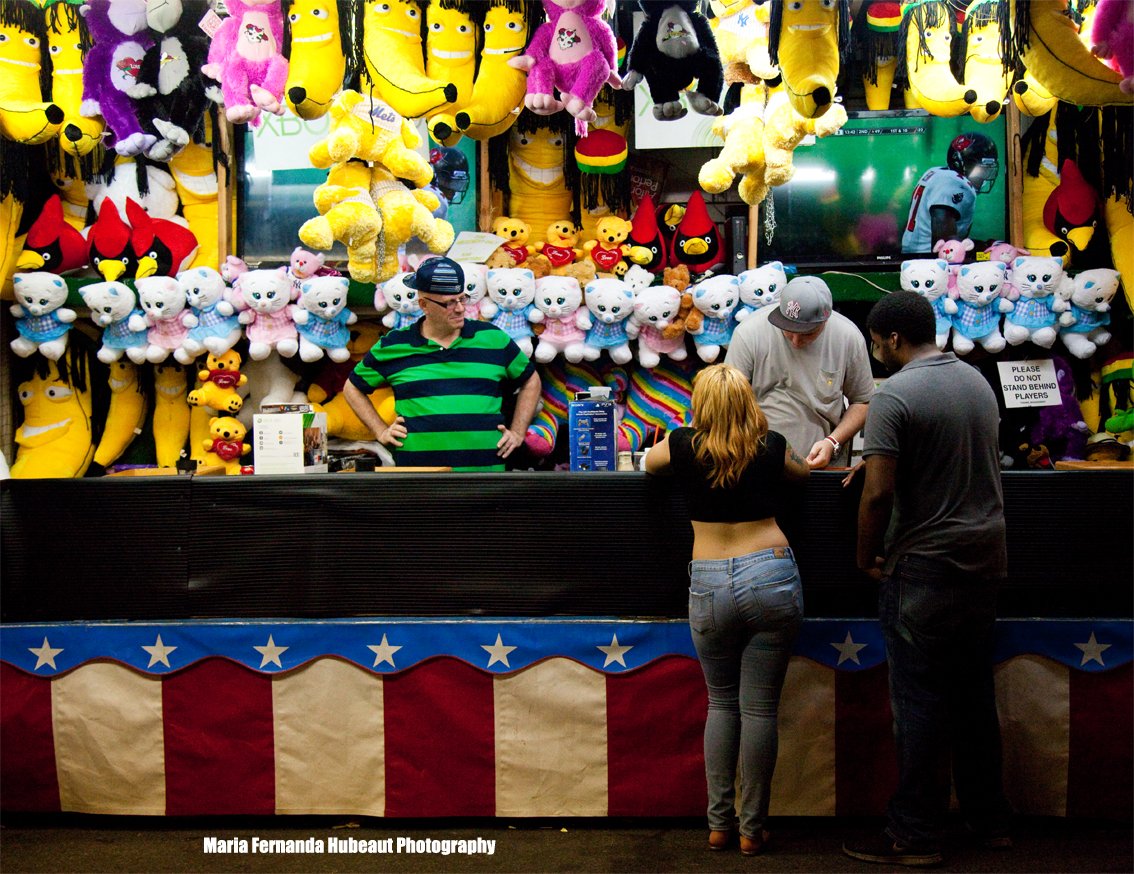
[1,471,1129,621]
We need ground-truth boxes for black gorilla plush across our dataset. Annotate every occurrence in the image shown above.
[623,0,724,120]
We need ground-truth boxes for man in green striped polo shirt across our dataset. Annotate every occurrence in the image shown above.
[343,258,541,472]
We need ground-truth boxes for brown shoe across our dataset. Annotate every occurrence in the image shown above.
[740,830,771,856]
[708,829,733,851]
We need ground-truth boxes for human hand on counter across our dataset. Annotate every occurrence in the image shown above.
[806,438,835,469]
[841,460,864,488]
[378,416,407,449]
[496,425,523,458]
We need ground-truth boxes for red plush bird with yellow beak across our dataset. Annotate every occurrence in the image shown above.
[670,190,725,276]
[626,193,667,274]
[87,198,135,281]
[126,197,199,278]
[15,195,88,274]
[1043,160,1102,264]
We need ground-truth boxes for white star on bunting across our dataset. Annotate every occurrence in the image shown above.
[254,635,289,669]
[142,635,177,668]
[481,633,517,668]
[1074,631,1112,667]
[28,637,63,671]
[831,631,868,666]
[368,634,402,668]
[597,634,633,668]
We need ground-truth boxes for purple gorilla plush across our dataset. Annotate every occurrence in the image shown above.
[200,0,289,127]
[80,0,158,157]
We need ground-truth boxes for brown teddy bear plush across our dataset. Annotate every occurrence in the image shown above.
[661,265,703,340]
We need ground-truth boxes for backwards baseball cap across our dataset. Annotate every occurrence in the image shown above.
[404,257,465,296]
[768,276,834,332]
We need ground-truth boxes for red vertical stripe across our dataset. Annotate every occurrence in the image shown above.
[163,658,275,815]
[835,665,897,816]
[383,658,495,817]
[607,655,706,817]
[0,665,60,812]
[1067,663,1133,819]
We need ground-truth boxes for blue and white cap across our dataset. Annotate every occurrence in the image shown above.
[404,257,465,296]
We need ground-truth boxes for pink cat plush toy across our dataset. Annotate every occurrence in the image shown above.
[201,0,289,126]
[509,0,622,137]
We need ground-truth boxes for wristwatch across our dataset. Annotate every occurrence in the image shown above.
[824,435,841,454]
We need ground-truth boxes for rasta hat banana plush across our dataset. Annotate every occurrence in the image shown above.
[848,1,902,111]
[896,0,976,117]
[284,0,358,121]
[362,0,457,119]
[767,0,849,120]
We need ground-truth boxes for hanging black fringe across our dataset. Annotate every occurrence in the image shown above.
[848,1,902,86]
[1101,106,1133,211]
[768,0,851,66]
[1020,110,1051,177]
[954,0,1016,83]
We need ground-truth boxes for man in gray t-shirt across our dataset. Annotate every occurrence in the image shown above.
[725,276,874,468]
[844,291,1010,868]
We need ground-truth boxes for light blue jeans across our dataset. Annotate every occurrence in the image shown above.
[688,547,803,837]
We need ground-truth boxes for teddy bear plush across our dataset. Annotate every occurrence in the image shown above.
[203,416,251,475]
[179,267,243,359]
[292,276,357,363]
[188,349,249,414]
[933,237,974,265]
[299,160,383,283]
[627,284,688,369]
[201,0,289,126]
[583,215,634,275]
[580,276,635,364]
[285,246,339,298]
[10,273,77,361]
[531,275,587,363]
[492,216,538,267]
[234,267,300,360]
[380,273,423,330]
[1004,255,1065,349]
[79,280,150,365]
[901,258,956,350]
[950,261,1011,355]
[1058,267,1121,359]
[136,275,196,364]
[482,267,539,357]
[736,260,786,321]
[659,264,704,341]
[538,220,584,271]
[688,273,740,362]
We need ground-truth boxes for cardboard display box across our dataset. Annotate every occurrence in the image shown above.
[568,389,617,472]
[252,407,328,475]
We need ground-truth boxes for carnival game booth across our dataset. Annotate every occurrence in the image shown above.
[1,0,1133,821]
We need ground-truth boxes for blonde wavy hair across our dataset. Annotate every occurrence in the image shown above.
[690,363,769,489]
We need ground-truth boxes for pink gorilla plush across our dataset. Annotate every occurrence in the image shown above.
[201,0,289,125]
[1091,0,1134,94]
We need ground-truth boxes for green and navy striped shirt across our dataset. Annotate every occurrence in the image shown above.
[349,319,535,471]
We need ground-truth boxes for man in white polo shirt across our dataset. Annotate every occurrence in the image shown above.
[725,276,874,468]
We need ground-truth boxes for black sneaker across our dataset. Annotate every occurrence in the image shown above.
[843,832,944,867]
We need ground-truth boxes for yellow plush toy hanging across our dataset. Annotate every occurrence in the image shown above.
[849,1,902,111]
[284,0,356,120]
[300,159,384,282]
[0,3,63,146]
[488,111,577,244]
[710,0,778,85]
[362,0,458,119]
[767,0,849,119]
[1012,68,1058,117]
[897,0,977,117]
[168,120,220,271]
[699,82,769,206]
[956,0,1014,123]
[424,0,478,146]
[44,0,104,159]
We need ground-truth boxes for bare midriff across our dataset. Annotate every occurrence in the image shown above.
[690,517,790,560]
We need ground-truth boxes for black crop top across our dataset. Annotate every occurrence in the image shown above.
[667,427,788,523]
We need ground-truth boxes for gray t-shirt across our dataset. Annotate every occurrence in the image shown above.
[862,352,1007,578]
[725,307,875,464]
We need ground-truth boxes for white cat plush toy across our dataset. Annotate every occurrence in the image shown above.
[292,276,356,363]
[627,284,687,368]
[531,275,586,363]
[901,259,955,350]
[136,275,196,364]
[9,272,77,360]
[179,266,242,358]
[481,267,538,358]
[622,264,655,294]
[580,277,635,365]
[1058,268,1121,359]
[380,273,422,331]
[80,280,149,364]
[1004,256,1064,348]
[736,261,786,322]
[950,261,1011,356]
[457,261,489,320]
[689,274,740,362]
[235,268,300,360]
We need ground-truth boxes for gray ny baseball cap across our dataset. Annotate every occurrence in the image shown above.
[768,276,833,332]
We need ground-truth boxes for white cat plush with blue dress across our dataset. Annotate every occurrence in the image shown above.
[580,277,635,365]
[10,273,76,360]
[901,259,955,350]
[380,273,423,331]
[1004,256,1065,348]
[292,276,356,363]
[736,261,786,322]
[482,268,538,358]
[179,267,242,358]
[689,274,740,362]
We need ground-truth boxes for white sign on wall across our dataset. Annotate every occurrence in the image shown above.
[996,359,1061,408]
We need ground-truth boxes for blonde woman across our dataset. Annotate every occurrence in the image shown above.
[646,363,810,856]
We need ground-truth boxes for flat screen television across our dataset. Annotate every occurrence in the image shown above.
[757,110,1009,271]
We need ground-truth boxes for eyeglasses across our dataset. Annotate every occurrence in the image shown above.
[421,294,473,312]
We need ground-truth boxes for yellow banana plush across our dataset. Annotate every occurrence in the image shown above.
[768,0,847,119]
[0,6,63,146]
[958,0,1013,123]
[92,360,147,469]
[502,121,574,240]
[284,0,351,120]
[1011,68,1058,116]
[0,192,24,294]
[152,361,192,468]
[45,1,103,157]
[424,0,477,145]
[898,0,977,117]
[362,0,457,119]
[1009,0,1133,107]
[1105,194,1133,311]
[11,350,95,479]
[451,0,531,142]
[168,138,219,271]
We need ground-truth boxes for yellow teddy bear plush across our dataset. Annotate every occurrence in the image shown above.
[202,416,250,476]
[699,84,769,207]
[309,91,434,190]
[187,350,248,414]
[583,216,634,276]
[369,164,455,282]
[300,160,384,282]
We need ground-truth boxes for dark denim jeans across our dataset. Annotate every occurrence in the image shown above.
[879,554,1012,849]
[688,547,803,837]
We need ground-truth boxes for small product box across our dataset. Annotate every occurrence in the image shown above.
[568,388,617,472]
[253,404,328,475]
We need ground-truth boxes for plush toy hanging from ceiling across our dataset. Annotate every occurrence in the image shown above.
[848,1,902,111]
[622,0,724,121]
[15,194,88,275]
[202,0,290,126]
[423,0,479,145]
[362,0,457,119]
[284,0,357,120]
[766,0,849,119]
[168,122,221,271]
[0,2,63,146]
[709,0,778,90]
[1012,68,1059,117]
[895,0,976,117]
[956,0,1014,124]
[43,0,104,167]
[508,0,622,138]
[446,0,542,142]
[1090,0,1134,94]
[1007,0,1133,107]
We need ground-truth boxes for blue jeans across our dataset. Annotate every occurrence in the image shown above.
[879,555,1012,849]
[688,547,803,837]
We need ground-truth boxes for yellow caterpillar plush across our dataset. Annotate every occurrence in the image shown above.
[44,1,104,158]
[957,0,1013,123]
[92,360,147,470]
[424,0,478,146]
[284,0,353,120]
[767,0,848,119]
[897,0,976,117]
[362,0,457,119]
[0,4,63,146]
